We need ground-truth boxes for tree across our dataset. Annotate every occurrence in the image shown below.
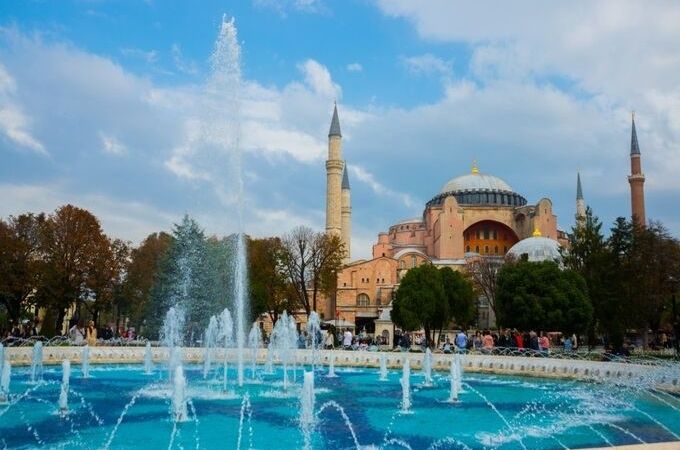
[36,205,111,335]
[496,261,592,335]
[440,267,476,329]
[465,255,502,320]
[85,238,130,326]
[279,226,344,317]
[122,232,173,332]
[248,237,292,324]
[0,213,45,325]
[391,264,447,347]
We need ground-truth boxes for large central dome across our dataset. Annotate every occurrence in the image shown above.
[441,172,513,194]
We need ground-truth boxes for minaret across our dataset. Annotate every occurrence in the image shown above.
[576,172,586,226]
[325,103,343,237]
[628,112,646,227]
[341,163,351,263]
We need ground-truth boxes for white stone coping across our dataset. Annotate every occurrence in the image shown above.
[5,346,678,392]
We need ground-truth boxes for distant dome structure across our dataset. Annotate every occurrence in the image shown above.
[427,162,527,207]
[506,229,562,263]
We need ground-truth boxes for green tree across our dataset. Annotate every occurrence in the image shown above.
[391,264,447,347]
[248,237,292,324]
[496,261,592,335]
[440,267,476,329]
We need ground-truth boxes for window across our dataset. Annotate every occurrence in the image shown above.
[494,246,499,254]
[475,245,479,253]
[484,245,489,254]
[492,230,498,240]
[376,278,379,283]
[399,260,405,269]
[382,252,385,257]
[381,278,385,283]
[357,294,370,307]
[466,245,470,252]
[411,255,417,268]
[476,230,481,239]
[483,229,490,240]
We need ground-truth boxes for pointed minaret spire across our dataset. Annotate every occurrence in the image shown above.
[342,163,350,190]
[628,111,646,227]
[630,111,640,155]
[576,171,586,225]
[329,102,342,137]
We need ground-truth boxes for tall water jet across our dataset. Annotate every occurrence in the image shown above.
[449,358,459,402]
[401,358,411,412]
[327,354,336,378]
[30,341,43,383]
[379,353,388,381]
[172,365,188,422]
[161,307,185,381]
[144,341,153,375]
[219,308,234,391]
[264,341,274,375]
[209,16,248,388]
[270,311,297,390]
[203,315,220,379]
[58,359,70,415]
[82,345,90,378]
[0,360,10,404]
[287,313,299,383]
[248,323,262,380]
[454,353,463,394]
[307,311,321,371]
[423,348,433,386]
[300,371,315,449]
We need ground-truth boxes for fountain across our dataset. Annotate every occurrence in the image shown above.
[270,311,298,390]
[379,352,388,381]
[449,358,460,402]
[144,341,153,374]
[58,359,70,415]
[162,307,185,381]
[0,359,9,404]
[248,323,262,380]
[423,348,433,386]
[300,371,315,449]
[307,311,321,371]
[219,308,234,391]
[327,354,336,378]
[82,345,90,378]
[203,315,220,379]
[30,341,43,383]
[401,358,411,412]
[172,365,189,422]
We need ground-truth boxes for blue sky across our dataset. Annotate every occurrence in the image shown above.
[2,0,680,258]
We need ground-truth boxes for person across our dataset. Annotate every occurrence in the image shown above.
[400,332,411,351]
[342,329,353,349]
[69,321,85,345]
[539,332,550,355]
[529,331,539,352]
[473,331,483,351]
[443,338,452,354]
[482,331,494,353]
[454,330,468,352]
[515,330,524,350]
[563,335,573,352]
[325,330,335,349]
[571,333,578,351]
[86,320,97,346]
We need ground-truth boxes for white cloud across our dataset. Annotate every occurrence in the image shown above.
[99,132,127,155]
[348,164,417,209]
[347,62,363,72]
[401,53,452,77]
[171,44,198,75]
[298,59,341,99]
[253,0,324,15]
[0,62,46,155]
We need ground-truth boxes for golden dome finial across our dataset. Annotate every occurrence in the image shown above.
[532,227,542,237]
[471,160,479,174]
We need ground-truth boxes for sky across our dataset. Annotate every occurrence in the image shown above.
[1,0,680,259]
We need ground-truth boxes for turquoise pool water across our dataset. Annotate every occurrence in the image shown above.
[0,363,678,449]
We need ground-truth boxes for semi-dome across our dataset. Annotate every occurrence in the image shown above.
[441,172,513,194]
[506,230,561,263]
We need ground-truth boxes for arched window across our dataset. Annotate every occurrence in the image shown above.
[494,246,499,254]
[399,260,405,269]
[484,245,489,254]
[475,245,479,253]
[357,293,370,307]
[411,255,417,268]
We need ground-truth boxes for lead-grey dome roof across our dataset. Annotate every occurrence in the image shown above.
[441,173,513,194]
[506,236,561,263]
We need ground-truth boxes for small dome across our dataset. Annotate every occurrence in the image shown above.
[441,172,513,194]
[507,236,561,263]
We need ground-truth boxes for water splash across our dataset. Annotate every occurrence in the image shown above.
[300,371,315,450]
[81,345,90,378]
[0,360,10,404]
[219,307,234,392]
[203,315,220,379]
[327,354,336,378]
[58,359,70,416]
[172,366,188,422]
[248,323,262,380]
[144,341,153,375]
[379,353,388,381]
[161,307,186,381]
[423,348,433,387]
[307,311,321,371]
[30,342,43,383]
[401,359,411,412]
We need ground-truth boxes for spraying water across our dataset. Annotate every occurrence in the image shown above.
[248,323,262,380]
[31,341,43,383]
[220,308,234,391]
[161,307,186,381]
[81,345,90,378]
[58,359,70,415]
[172,365,188,422]
[307,312,321,371]
[300,371,315,449]
[449,358,459,402]
[0,343,4,375]
[0,360,10,404]
[144,341,153,375]
[327,354,336,378]
[379,353,388,381]
[270,311,298,390]
[423,348,433,387]
[203,315,220,379]
[401,359,411,412]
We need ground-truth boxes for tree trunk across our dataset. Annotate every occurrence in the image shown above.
[55,308,67,336]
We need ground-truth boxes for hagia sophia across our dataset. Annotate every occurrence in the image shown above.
[320,104,646,343]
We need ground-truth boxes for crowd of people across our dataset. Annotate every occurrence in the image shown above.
[1,317,139,346]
